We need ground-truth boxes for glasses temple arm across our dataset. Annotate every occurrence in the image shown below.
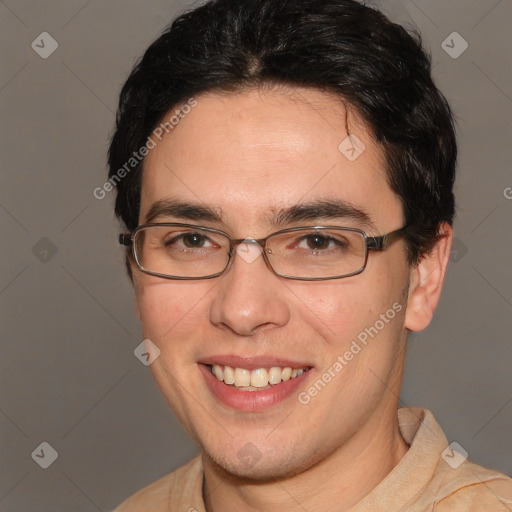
[367,225,408,250]
[119,233,132,246]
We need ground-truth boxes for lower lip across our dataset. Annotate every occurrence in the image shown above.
[199,364,312,412]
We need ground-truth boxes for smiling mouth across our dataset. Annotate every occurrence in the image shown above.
[207,364,312,391]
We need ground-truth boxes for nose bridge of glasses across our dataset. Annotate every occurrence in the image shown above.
[230,237,266,251]
[229,238,267,266]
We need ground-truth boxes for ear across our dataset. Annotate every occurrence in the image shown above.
[405,223,453,332]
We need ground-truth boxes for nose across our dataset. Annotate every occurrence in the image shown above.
[209,241,291,336]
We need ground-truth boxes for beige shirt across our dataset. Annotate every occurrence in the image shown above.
[114,408,512,511]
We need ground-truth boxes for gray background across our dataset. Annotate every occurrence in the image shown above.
[1,0,511,510]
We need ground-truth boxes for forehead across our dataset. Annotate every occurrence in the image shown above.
[140,86,403,231]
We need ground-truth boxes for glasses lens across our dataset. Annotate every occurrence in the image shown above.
[266,228,367,279]
[134,225,230,278]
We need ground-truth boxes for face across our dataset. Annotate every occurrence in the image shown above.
[134,86,412,480]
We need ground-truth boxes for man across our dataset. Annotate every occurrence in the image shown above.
[108,0,512,510]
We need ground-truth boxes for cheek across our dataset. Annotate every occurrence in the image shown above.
[134,279,214,426]
[291,267,406,350]
[135,277,212,343]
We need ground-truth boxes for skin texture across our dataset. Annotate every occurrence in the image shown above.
[132,85,453,512]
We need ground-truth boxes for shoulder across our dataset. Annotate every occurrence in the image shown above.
[434,459,512,511]
[112,456,203,512]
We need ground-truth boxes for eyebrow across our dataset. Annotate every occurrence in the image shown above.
[269,199,376,230]
[143,198,375,230]
[144,199,222,224]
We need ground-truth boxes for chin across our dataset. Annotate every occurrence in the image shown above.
[204,445,320,483]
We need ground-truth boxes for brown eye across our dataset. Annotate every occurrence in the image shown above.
[163,231,214,250]
[182,232,207,248]
[305,235,330,250]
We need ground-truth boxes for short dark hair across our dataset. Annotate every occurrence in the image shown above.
[108,0,456,264]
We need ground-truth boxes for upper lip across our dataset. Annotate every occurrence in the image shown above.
[199,355,313,370]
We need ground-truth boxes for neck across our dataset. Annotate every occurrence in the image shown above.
[202,409,409,512]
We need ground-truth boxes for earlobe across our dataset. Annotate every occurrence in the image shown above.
[404,223,453,332]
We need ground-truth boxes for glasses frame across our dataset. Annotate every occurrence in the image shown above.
[119,223,408,281]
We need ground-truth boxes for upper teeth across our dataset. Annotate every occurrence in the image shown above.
[211,364,307,388]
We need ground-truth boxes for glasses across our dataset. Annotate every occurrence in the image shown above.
[119,223,408,281]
